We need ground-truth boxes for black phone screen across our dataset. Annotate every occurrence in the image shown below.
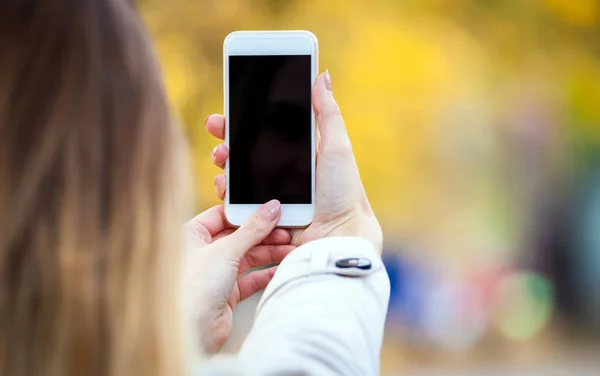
[228,55,312,204]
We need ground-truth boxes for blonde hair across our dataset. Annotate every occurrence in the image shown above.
[0,0,188,375]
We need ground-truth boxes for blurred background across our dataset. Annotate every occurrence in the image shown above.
[140,0,600,374]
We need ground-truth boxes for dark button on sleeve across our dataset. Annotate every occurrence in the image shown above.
[335,257,372,270]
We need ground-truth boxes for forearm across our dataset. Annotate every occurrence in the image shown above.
[238,237,390,376]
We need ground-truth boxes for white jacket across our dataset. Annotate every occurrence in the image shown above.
[199,237,390,376]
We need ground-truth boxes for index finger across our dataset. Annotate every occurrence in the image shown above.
[205,114,225,140]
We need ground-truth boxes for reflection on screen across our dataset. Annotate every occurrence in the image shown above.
[229,55,312,204]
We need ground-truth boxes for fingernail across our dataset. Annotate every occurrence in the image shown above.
[259,199,280,221]
[211,145,218,159]
[324,69,332,91]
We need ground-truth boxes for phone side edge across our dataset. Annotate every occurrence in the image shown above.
[223,34,235,226]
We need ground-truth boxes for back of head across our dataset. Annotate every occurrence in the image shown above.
[0,0,186,375]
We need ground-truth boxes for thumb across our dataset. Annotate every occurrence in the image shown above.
[312,70,352,155]
[216,200,281,260]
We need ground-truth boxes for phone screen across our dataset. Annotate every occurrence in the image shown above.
[228,55,312,204]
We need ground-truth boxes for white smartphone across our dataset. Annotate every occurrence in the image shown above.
[223,30,318,227]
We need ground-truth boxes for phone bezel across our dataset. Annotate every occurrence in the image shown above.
[223,30,318,227]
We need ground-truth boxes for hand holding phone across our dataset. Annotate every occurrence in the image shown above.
[211,32,382,250]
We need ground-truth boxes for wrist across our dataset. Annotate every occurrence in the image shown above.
[319,210,383,253]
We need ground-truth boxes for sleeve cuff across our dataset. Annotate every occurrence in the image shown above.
[255,237,384,314]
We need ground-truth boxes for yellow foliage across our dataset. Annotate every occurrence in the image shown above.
[542,0,599,27]
[140,0,600,259]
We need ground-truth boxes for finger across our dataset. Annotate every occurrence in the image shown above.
[289,228,304,247]
[214,174,226,201]
[238,245,294,275]
[262,228,291,244]
[210,144,229,169]
[212,228,290,245]
[236,266,278,303]
[213,229,291,244]
[186,205,228,238]
[212,228,235,241]
[205,114,225,140]
[213,200,281,259]
[312,71,352,156]
[316,127,322,158]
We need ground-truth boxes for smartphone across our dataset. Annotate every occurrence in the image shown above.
[223,31,318,227]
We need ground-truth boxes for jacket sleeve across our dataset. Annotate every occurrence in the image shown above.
[236,237,390,376]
